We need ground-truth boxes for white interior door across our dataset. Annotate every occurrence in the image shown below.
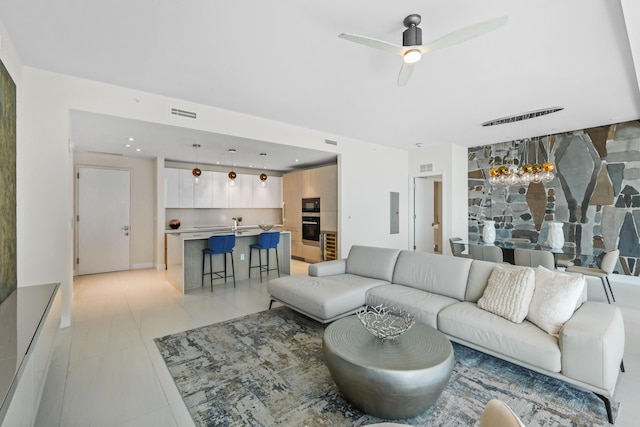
[77,167,131,275]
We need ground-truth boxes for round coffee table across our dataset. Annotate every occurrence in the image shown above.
[322,315,454,419]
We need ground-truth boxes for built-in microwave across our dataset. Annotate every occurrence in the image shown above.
[302,197,320,213]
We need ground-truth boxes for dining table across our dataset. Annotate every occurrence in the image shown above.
[460,239,604,267]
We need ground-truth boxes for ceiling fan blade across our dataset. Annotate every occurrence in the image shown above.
[418,16,508,54]
[339,33,406,56]
[397,61,415,86]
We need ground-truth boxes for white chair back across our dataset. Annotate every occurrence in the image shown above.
[514,248,555,270]
[470,244,503,263]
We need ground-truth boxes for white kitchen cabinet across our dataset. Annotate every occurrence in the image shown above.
[194,170,214,208]
[229,173,253,208]
[252,176,282,208]
[165,168,180,208]
[179,169,195,208]
[211,171,230,208]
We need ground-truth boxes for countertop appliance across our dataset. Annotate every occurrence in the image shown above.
[302,197,320,213]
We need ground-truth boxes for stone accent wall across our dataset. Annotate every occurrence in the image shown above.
[468,120,640,275]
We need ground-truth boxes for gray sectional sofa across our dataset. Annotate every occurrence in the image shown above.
[267,245,625,424]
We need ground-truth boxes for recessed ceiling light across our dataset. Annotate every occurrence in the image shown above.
[295,158,299,162]
[124,144,131,148]
[128,137,135,142]
[136,148,141,152]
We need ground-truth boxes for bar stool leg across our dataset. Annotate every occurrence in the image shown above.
[209,253,214,292]
[202,253,205,287]
[274,247,280,277]
[248,248,253,279]
[266,249,270,277]
[230,252,236,288]
[258,249,264,282]
[223,252,227,284]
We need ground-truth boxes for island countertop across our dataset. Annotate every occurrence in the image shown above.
[165,229,291,293]
[165,224,284,234]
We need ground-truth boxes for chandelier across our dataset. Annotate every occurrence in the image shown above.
[488,137,555,186]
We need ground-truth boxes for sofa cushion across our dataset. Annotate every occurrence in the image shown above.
[391,251,472,301]
[465,259,500,302]
[526,266,585,336]
[365,284,459,329]
[268,274,388,321]
[345,246,401,282]
[439,302,561,372]
[477,266,535,323]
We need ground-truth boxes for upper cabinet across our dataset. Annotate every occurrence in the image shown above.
[194,170,214,208]
[179,169,195,208]
[165,168,180,208]
[252,176,283,208]
[228,174,253,208]
[164,168,281,209]
[211,171,230,208]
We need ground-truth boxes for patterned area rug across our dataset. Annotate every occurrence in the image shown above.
[154,307,618,426]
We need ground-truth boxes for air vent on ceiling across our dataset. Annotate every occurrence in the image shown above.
[170,107,197,119]
[420,163,433,173]
[325,139,338,146]
[481,107,564,127]
[88,151,123,157]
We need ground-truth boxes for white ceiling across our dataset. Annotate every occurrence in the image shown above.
[1,1,639,171]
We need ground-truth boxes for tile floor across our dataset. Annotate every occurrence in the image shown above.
[35,262,639,426]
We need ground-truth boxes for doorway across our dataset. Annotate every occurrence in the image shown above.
[76,167,131,275]
[413,175,443,253]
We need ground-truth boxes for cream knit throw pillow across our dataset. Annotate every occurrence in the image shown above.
[526,266,585,336]
[477,266,535,323]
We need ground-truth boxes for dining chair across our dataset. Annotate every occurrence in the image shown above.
[566,249,619,304]
[514,248,555,270]
[479,399,526,427]
[449,238,471,258]
[556,242,577,268]
[470,244,504,263]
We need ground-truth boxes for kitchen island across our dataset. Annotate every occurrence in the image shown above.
[165,226,291,293]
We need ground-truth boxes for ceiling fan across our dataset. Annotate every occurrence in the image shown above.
[339,14,508,86]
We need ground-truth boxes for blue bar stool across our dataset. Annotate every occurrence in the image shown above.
[249,231,280,282]
[202,234,236,291]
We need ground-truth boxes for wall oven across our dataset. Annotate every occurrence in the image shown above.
[302,198,320,213]
[302,215,321,246]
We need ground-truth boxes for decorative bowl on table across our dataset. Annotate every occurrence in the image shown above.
[356,305,415,340]
[168,219,181,229]
[258,224,274,231]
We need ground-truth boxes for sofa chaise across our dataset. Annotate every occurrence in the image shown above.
[267,245,625,424]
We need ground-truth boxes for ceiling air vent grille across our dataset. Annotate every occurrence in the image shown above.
[170,108,197,119]
[325,139,338,146]
[420,163,433,173]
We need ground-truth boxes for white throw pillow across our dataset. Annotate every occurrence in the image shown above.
[477,266,535,323]
[526,266,585,336]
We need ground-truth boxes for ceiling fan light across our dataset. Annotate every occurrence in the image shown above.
[403,49,421,64]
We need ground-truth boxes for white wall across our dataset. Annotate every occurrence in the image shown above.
[409,144,468,255]
[10,62,409,324]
